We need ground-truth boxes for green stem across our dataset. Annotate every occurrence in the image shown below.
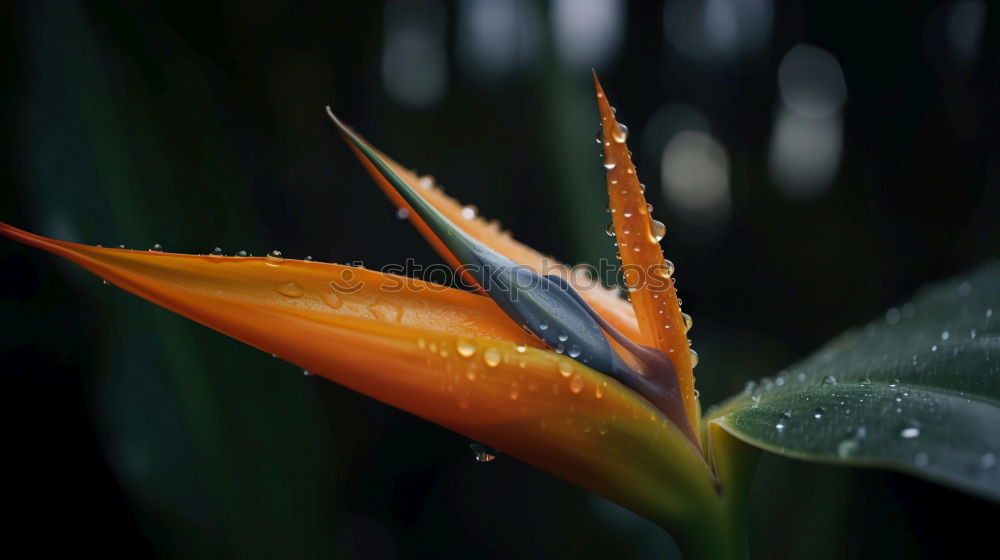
[673,498,749,559]
[668,420,758,559]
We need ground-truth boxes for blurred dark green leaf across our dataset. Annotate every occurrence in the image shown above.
[18,2,346,557]
[710,262,1000,501]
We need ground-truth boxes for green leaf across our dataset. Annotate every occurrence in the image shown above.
[709,262,1000,501]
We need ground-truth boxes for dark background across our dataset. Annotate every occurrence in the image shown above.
[1,1,997,558]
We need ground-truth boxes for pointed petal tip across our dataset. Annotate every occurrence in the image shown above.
[591,70,606,98]
[325,107,351,136]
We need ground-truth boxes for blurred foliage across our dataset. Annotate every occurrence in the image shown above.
[1,1,998,558]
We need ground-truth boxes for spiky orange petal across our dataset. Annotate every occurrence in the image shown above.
[592,73,699,434]
[1,222,714,527]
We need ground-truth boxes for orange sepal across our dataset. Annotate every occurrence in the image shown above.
[1,222,715,527]
[592,73,699,433]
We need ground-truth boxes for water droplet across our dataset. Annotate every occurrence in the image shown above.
[461,205,477,220]
[236,250,248,257]
[483,347,502,367]
[368,300,403,322]
[117,244,125,249]
[861,377,872,386]
[211,247,223,255]
[470,442,498,463]
[266,250,283,266]
[822,375,837,385]
[837,438,858,458]
[457,338,477,358]
[900,426,921,439]
[417,175,435,189]
[971,329,977,339]
[981,453,996,469]
[914,452,929,467]
[957,282,971,297]
[931,345,938,352]
[276,282,304,298]
[395,207,410,220]
[509,382,519,400]
[303,370,310,376]
[321,289,343,309]
[605,223,616,237]
[813,407,825,419]
[941,330,950,341]
[515,344,527,353]
[689,348,699,367]
[682,312,693,332]
[150,243,163,252]
[304,255,313,261]
[569,374,585,394]
[557,333,569,342]
[595,382,606,399]
[557,358,574,378]
[650,220,666,242]
[775,411,791,431]
[612,123,629,143]
[663,260,676,277]
[603,161,616,170]
[538,323,549,331]
[885,307,900,324]
[567,345,582,358]
[101,280,109,286]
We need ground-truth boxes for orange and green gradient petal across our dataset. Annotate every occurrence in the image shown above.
[0,222,716,531]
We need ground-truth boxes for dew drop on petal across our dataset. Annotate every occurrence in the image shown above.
[321,289,343,309]
[368,300,403,322]
[612,123,629,143]
[457,338,477,358]
[650,219,666,242]
[557,358,574,378]
[276,282,304,298]
[483,347,502,367]
[266,250,283,266]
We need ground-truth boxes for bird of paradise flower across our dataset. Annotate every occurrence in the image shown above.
[8,72,998,559]
[0,73,753,557]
